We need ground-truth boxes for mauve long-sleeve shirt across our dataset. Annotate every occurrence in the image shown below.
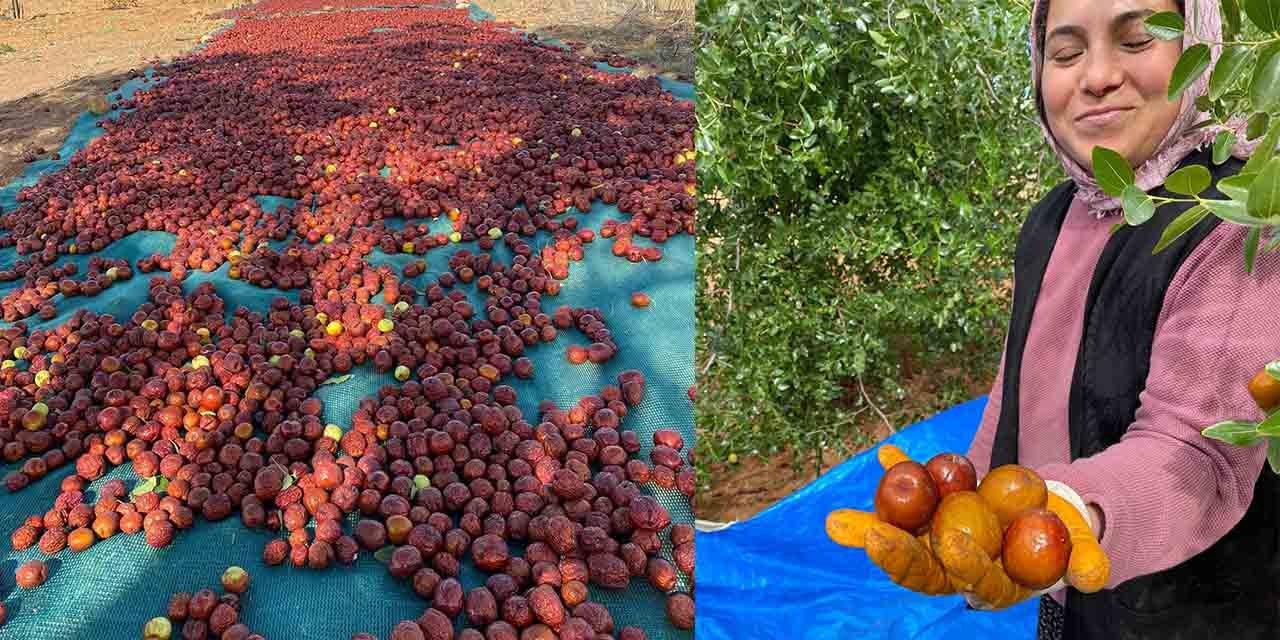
[966,193,1280,605]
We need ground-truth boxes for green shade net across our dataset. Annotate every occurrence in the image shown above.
[0,4,695,638]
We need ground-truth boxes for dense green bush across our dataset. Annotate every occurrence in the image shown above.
[694,0,1061,474]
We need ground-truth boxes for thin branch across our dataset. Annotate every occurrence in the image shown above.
[858,372,894,434]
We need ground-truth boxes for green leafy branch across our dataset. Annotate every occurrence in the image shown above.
[1201,361,1280,472]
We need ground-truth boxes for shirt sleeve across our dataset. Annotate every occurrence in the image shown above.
[1036,222,1277,589]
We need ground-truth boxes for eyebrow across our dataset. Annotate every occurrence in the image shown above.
[1046,8,1156,42]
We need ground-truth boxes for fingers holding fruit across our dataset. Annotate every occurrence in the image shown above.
[1044,485,1110,593]
[825,508,879,549]
[863,521,953,595]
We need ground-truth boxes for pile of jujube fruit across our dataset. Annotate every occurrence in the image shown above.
[2,271,694,635]
[1,6,694,323]
[0,3,695,637]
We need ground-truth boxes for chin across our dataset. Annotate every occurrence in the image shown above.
[1069,137,1136,171]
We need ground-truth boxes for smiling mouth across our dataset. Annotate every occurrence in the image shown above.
[1075,108,1134,127]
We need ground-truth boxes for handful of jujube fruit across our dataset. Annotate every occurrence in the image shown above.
[826,444,1109,607]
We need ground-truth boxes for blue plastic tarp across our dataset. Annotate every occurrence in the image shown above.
[695,397,1038,640]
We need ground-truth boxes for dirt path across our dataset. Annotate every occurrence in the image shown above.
[471,0,693,81]
[0,0,240,185]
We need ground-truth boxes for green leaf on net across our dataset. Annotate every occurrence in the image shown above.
[131,476,158,497]
[321,374,353,386]
[1164,164,1212,195]
[1092,146,1134,197]
[1169,44,1211,101]
[1122,184,1156,225]
[374,546,396,563]
[1210,45,1252,101]
[1203,419,1261,445]
[1245,226,1263,273]
[1145,11,1185,40]
[156,477,170,494]
[1153,204,1209,254]
[1213,130,1237,165]
[1268,437,1280,474]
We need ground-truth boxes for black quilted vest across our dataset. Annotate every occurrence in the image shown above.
[989,147,1280,639]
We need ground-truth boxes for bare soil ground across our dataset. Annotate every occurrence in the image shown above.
[0,0,246,185]
[477,0,694,81]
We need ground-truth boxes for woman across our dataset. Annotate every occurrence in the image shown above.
[961,0,1280,638]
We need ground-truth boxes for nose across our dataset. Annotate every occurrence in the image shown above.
[1079,49,1124,98]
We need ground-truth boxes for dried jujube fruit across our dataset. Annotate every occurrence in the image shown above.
[646,557,678,592]
[417,607,453,640]
[433,577,464,617]
[618,627,648,640]
[189,589,219,620]
[628,496,670,531]
[389,621,425,640]
[674,541,695,575]
[11,524,39,550]
[588,553,630,589]
[15,560,48,588]
[208,603,238,636]
[528,585,566,627]
[470,532,510,572]
[168,592,192,622]
[665,592,695,630]
[464,586,499,626]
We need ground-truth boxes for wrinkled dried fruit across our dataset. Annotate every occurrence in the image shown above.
[528,585,565,627]
[665,592,694,630]
[168,592,192,622]
[189,589,218,620]
[471,533,510,572]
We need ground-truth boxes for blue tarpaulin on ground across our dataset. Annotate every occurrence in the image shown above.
[696,397,1039,640]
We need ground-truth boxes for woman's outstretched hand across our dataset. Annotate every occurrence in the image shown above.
[825,444,1110,610]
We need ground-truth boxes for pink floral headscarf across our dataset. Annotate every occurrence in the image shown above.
[1029,0,1259,217]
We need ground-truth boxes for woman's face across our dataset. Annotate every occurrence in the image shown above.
[1040,0,1184,171]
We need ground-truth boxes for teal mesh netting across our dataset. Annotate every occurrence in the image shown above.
[0,4,695,638]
